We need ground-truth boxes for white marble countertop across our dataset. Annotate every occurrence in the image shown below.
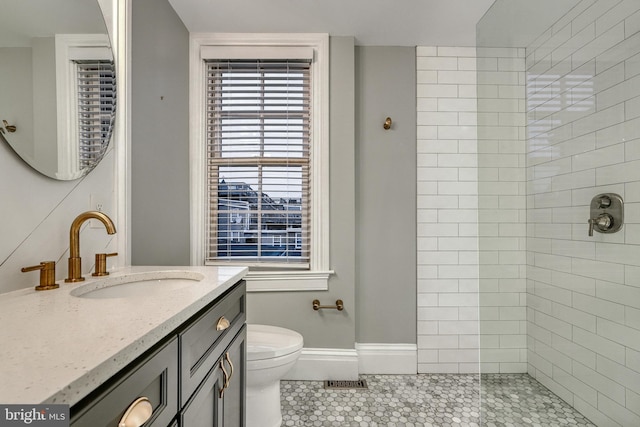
[0,265,247,405]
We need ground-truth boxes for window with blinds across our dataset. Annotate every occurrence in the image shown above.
[206,59,312,266]
[76,60,117,169]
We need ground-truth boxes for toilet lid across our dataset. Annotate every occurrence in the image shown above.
[247,324,303,361]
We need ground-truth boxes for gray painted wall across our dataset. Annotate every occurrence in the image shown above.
[131,0,191,266]
[0,48,34,160]
[129,1,417,348]
[246,37,357,349]
[355,47,417,344]
[32,37,57,175]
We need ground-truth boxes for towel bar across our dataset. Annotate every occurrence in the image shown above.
[312,299,344,311]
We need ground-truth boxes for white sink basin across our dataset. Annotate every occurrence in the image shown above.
[70,271,205,299]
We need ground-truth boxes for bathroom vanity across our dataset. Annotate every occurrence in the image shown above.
[0,265,247,427]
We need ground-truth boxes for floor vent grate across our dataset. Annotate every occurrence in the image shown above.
[324,379,368,389]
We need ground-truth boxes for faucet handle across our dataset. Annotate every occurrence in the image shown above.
[21,261,59,291]
[92,252,118,277]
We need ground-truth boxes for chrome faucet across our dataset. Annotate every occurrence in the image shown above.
[65,211,116,283]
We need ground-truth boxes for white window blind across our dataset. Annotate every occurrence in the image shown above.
[76,60,116,169]
[206,59,312,266]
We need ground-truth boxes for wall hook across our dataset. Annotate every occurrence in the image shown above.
[2,120,16,133]
[383,117,392,130]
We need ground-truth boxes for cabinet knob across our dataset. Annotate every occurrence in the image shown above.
[118,397,153,427]
[216,316,230,331]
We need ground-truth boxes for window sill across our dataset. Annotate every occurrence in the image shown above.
[245,270,334,292]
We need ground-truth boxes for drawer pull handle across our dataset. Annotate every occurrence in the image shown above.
[216,316,230,331]
[219,358,229,398]
[225,352,234,389]
[118,397,153,427]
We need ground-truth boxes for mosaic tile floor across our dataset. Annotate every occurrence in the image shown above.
[280,374,595,426]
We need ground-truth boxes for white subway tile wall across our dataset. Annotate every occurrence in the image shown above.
[417,46,481,373]
[477,45,528,376]
[525,0,640,425]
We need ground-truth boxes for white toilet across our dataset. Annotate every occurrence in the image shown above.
[246,324,303,427]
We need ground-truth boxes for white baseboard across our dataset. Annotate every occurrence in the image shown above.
[283,347,359,381]
[282,344,417,380]
[356,343,417,374]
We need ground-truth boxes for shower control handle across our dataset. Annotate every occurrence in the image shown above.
[588,214,613,237]
[598,196,611,208]
[588,193,624,237]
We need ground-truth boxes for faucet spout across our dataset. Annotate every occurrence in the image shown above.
[65,211,116,282]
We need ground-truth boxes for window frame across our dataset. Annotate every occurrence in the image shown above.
[55,34,113,180]
[189,33,332,291]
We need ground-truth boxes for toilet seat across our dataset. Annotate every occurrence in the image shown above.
[247,324,303,361]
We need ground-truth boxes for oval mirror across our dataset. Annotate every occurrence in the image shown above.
[0,0,116,180]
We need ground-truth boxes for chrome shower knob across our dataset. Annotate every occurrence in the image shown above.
[588,214,613,236]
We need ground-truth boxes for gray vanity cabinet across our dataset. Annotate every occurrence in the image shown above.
[180,326,246,427]
[220,329,246,427]
[70,337,179,427]
[181,363,224,426]
[70,280,246,427]
[179,282,246,407]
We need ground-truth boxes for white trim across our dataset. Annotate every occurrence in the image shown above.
[55,34,111,180]
[356,343,418,375]
[245,270,334,292]
[189,34,206,266]
[114,0,131,266]
[189,33,330,290]
[283,348,359,381]
[200,45,314,60]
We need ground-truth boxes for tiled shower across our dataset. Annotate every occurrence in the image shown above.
[417,0,640,425]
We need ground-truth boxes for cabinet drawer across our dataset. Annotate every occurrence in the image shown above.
[180,281,245,405]
[71,337,178,427]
